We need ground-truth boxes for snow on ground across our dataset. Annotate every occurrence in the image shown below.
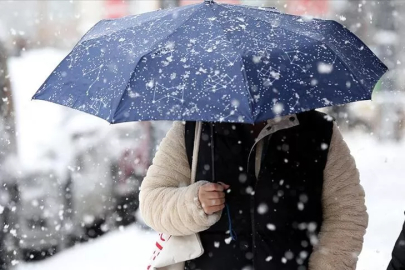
[347,134,405,270]
[9,49,405,269]
[15,225,157,270]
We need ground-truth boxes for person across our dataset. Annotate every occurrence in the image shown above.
[140,110,368,270]
[387,214,405,270]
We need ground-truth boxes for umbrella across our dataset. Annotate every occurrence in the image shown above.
[32,1,388,244]
[33,0,387,124]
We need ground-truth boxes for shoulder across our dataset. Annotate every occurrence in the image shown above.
[295,110,335,143]
[172,121,186,131]
[159,122,186,150]
[166,121,186,139]
[297,110,334,126]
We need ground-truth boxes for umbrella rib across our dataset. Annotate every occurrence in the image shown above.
[218,5,372,94]
[221,3,281,15]
[111,5,205,122]
[207,5,254,122]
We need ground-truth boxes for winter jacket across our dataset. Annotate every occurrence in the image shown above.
[387,215,405,270]
[140,111,368,270]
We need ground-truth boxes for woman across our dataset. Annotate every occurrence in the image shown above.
[140,110,368,270]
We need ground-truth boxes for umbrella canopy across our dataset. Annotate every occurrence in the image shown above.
[33,1,387,124]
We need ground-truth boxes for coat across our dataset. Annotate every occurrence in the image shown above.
[387,215,405,270]
[140,112,368,270]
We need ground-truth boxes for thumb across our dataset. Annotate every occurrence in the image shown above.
[218,182,230,189]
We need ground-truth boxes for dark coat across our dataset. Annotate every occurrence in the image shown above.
[388,215,405,270]
[184,111,333,270]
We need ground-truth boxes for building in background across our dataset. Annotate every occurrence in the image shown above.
[368,0,404,140]
[0,1,78,49]
[180,0,239,5]
[105,0,130,19]
[76,0,160,36]
[287,0,329,17]
[129,1,160,16]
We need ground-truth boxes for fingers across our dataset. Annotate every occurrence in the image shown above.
[202,183,224,192]
[198,182,230,215]
[204,204,225,215]
[218,182,230,189]
[205,192,225,199]
[207,198,225,206]
[200,194,225,207]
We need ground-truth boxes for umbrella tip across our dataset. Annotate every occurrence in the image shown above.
[204,0,214,4]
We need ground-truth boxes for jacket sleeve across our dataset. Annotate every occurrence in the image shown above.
[309,123,368,270]
[139,122,221,236]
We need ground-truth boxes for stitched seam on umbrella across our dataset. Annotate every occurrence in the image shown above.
[209,5,254,123]
[218,5,371,95]
[112,57,143,122]
[112,5,205,122]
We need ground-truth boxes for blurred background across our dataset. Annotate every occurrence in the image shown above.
[0,0,403,270]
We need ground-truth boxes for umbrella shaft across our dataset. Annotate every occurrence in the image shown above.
[210,122,216,182]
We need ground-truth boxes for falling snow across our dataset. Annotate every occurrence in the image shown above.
[0,0,400,269]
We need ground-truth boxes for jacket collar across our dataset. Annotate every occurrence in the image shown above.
[255,114,300,144]
[250,114,300,179]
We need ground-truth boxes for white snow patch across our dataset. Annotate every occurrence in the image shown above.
[318,62,334,74]
[266,223,276,231]
[257,203,268,215]
[272,103,284,115]
[17,226,156,270]
[298,202,304,211]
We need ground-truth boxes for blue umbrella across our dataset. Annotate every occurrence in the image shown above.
[33,0,387,124]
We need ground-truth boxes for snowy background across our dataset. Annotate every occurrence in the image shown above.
[0,0,404,270]
[6,47,405,270]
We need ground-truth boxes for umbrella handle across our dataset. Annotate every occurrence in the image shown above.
[210,122,237,242]
[210,122,216,183]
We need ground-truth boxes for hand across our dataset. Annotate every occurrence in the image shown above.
[198,182,230,215]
